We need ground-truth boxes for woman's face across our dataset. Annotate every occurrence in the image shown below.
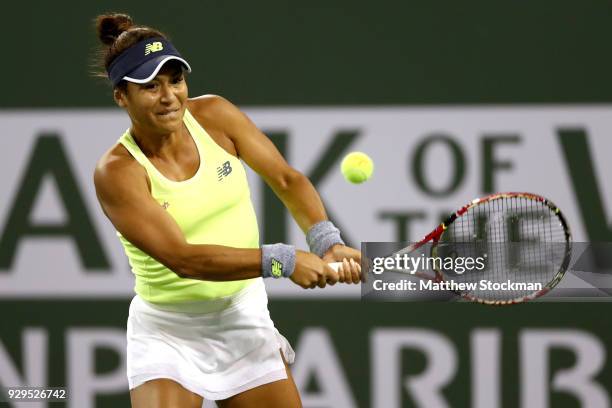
[114,62,188,135]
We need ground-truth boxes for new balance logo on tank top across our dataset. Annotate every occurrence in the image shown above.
[217,161,232,181]
[117,108,259,303]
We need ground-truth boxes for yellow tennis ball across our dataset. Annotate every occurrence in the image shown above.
[341,152,374,184]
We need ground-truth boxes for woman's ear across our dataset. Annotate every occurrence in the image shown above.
[113,88,127,108]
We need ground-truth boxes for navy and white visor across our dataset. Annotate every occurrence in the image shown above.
[107,37,191,87]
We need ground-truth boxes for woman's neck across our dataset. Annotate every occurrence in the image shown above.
[130,124,185,159]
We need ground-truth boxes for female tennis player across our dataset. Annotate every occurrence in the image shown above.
[92,13,361,408]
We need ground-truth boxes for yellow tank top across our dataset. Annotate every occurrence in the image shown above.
[117,108,259,303]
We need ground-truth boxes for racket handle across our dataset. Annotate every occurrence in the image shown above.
[328,262,342,272]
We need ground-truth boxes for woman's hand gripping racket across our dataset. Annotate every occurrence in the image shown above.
[329,192,572,305]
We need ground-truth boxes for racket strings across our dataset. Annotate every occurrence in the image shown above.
[440,196,569,302]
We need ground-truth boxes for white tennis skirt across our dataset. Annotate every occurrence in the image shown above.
[126,278,295,401]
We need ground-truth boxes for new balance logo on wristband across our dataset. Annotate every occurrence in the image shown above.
[271,258,283,278]
[217,161,232,181]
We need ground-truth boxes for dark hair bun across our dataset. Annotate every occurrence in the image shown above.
[96,13,134,46]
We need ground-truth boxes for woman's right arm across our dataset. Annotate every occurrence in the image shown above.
[93,148,338,288]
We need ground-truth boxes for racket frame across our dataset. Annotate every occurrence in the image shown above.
[382,192,572,305]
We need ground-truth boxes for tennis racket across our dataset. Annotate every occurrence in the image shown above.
[330,192,572,305]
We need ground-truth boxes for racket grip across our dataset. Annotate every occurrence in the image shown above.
[328,262,342,272]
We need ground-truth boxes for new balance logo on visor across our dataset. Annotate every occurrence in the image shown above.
[217,161,232,181]
[145,42,164,55]
[271,258,283,278]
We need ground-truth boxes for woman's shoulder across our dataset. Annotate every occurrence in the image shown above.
[187,94,242,124]
[96,143,135,172]
[94,144,148,193]
[186,95,242,155]
[188,93,230,110]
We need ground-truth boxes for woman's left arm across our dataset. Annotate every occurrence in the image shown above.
[189,95,361,283]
